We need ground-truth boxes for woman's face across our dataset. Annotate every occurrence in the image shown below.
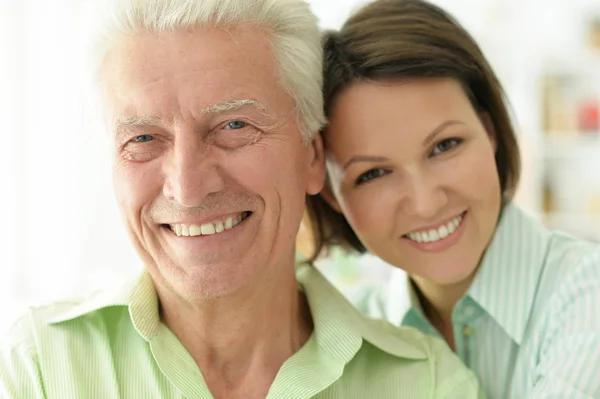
[323,78,501,286]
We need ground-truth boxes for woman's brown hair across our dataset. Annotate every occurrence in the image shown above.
[305,0,521,261]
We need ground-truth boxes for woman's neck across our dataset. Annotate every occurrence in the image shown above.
[411,273,477,350]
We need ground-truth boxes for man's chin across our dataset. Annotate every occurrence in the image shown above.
[150,255,263,300]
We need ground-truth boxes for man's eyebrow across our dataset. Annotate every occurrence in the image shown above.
[113,116,163,135]
[201,99,268,116]
[112,99,270,137]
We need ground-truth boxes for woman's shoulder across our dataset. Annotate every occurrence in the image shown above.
[542,230,600,290]
[494,204,599,292]
[528,229,600,336]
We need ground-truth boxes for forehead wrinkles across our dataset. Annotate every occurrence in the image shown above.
[101,30,291,130]
[104,26,276,89]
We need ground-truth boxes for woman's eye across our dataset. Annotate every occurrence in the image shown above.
[226,121,247,130]
[431,138,462,156]
[355,168,388,185]
[134,134,154,143]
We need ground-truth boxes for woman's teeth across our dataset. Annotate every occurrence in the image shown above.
[170,212,247,237]
[406,214,464,244]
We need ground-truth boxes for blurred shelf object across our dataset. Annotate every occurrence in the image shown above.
[540,70,600,135]
[536,12,600,243]
[587,16,600,52]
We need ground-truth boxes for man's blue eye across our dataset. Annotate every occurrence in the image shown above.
[134,135,154,143]
[227,121,247,130]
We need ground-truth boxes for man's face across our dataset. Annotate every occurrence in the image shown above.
[102,26,325,299]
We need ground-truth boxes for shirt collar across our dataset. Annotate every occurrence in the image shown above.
[48,270,161,341]
[296,262,426,362]
[466,204,550,344]
[48,260,426,361]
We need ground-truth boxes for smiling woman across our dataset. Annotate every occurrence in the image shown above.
[305,0,600,397]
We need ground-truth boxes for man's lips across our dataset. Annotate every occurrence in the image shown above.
[164,211,252,237]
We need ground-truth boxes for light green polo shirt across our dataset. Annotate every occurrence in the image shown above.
[0,262,482,398]
[351,204,600,398]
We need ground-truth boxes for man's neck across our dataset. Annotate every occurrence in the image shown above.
[155,264,312,398]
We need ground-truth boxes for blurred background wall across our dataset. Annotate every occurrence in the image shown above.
[1,0,600,333]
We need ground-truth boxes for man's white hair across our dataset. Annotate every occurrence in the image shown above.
[91,0,326,141]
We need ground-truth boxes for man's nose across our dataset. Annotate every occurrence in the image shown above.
[163,138,225,208]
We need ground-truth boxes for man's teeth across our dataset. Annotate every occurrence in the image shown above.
[171,214,245,237]
[407,214,463,244]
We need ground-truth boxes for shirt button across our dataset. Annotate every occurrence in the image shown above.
[462,326,476,337]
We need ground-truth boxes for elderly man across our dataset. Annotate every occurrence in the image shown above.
[0,0,482,398]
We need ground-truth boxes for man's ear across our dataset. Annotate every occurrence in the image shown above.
[479,111,497,153]
[306,134,327,196]
[306,134,343,213]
